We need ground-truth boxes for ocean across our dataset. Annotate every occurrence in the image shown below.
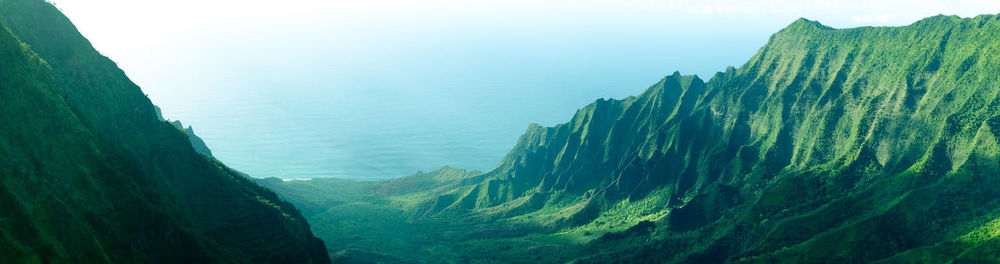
[159,72,661,179]
[140,27,768,180]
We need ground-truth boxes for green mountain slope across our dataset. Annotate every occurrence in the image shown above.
[263,14,1000,263]
[0,0,329,263]
[170,120,215,157]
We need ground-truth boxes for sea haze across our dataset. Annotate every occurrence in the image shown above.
[51,1,1000,180]
[163,54,756,180]
[59,0,954,179]
[139,18,773,179]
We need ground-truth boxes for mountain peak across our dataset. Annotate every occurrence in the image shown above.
[260,12,1000,263]
[781,17,833,33]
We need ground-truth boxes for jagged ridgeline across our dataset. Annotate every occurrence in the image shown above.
[0,0,329,263]
[264,14,1000,263]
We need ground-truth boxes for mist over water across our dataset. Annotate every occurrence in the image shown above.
[147,22,773,180]
[162,39,765,180]
[166,60,747,180]
[53,1,995,179]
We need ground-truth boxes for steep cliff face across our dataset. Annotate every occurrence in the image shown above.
[170,120,215,157]
[488,73,709,199]
[0,0,329,263]
[524,15,1000,263]
[266,14,1000,263]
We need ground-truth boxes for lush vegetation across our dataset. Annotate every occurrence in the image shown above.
[263,14,1000,263]
[0,0,328,263]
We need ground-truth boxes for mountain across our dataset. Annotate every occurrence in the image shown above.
[170,120,214,157]
[0,0,329,263]
[262,14,1000,263]
[155,105,215,157]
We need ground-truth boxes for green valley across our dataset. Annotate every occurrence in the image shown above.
[262,14,1000,263]
[6,0,1000,262]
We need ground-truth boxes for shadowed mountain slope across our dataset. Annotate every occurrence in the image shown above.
[0,0,329,263]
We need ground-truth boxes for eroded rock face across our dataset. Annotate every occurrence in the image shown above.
[0,1,329,263]
[269,14,1000,263]
[507,15,1000,263]
[483,15,1000,262]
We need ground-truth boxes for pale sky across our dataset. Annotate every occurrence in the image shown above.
[46,0,1000,108]
[41,0,1000,179]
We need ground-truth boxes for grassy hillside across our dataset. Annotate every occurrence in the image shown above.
[264,14,1000,263]
[0,0,329,263]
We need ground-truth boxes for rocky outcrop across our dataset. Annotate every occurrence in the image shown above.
[170,120,214,157]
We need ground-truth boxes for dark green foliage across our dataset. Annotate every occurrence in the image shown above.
[0,0,328,263]
[170,120,214,157]
[267,14,1000,263]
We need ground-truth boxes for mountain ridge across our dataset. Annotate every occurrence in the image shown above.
[264,13,1000,263]
[0,0,330,262]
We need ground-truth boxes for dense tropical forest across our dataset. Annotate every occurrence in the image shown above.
[263,15,1000,263]
[0,0,327,263]
[4,0,1000,262]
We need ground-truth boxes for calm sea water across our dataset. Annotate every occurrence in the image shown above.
[163,74,657,179]
[146,29,769,180]
[57,0,954,181]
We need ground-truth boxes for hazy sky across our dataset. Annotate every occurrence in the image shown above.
[47,0,1000,111]
[42,0,1000,178]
